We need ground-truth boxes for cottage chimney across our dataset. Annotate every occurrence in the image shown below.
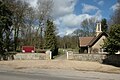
[96,22,102,36]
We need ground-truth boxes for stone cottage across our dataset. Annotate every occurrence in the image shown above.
[79,22,108,53]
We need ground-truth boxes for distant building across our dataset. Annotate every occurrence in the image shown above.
[79,22,108,54]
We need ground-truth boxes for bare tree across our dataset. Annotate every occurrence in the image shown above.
[81,18,96,37]
[111,0,120,24]
[20,7,37,46]
[37,0,53,49]
[37,0,53,22]
[5,0,31,51]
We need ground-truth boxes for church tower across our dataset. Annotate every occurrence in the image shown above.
[96,22,102,36]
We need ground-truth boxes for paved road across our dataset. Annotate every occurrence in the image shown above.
[0,69,120,80]
[0,71,74,80]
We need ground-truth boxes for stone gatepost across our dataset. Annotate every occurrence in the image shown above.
[67,51,73,60]
[46,50,52,60]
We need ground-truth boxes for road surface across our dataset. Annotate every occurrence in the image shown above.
[0,69,120,80]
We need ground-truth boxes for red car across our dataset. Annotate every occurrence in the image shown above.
[22,46,35,53]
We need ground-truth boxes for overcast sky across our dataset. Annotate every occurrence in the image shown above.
[27,0,118,36]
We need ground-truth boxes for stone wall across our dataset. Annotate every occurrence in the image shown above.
[67,52,106,63]
[14,53,46,60]
[0,50,52,60]
[67,51,120,66]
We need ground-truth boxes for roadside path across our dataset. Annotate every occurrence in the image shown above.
[0,60,120,74]
[54,54,67,60]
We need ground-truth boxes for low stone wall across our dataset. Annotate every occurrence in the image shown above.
[67,53,106,62]
[0,50,52,60]
[67,51,120,65]
[14,53,47,60]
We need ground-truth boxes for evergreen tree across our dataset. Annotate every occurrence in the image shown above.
[101,18,108,32]
[0,0,13,56]
[44,19,58,56]
[103,24,120,54]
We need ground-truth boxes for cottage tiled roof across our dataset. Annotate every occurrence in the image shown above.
[88,32,108,47]
[79,37,94,47]
[79,32,108,47]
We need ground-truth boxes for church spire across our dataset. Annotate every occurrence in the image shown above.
[96,22,102,36]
